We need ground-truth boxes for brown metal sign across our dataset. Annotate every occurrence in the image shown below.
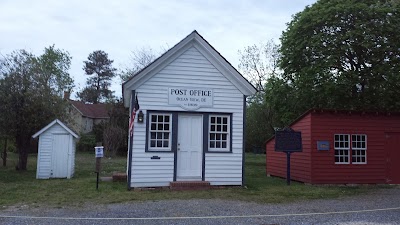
[275,130,302,152]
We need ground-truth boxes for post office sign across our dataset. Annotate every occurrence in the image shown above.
[168,87,213,110]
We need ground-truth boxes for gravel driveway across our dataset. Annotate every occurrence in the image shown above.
[1,187,399,225]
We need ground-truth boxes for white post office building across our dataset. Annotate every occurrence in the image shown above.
[123,31,256,189]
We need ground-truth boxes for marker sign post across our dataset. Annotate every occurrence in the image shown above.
[274,129,302,185]
[94,146,104,190]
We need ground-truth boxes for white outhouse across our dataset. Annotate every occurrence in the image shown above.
[122,31,257,188]
[32,119,79,179]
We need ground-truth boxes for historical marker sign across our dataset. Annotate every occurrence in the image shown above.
[274,129,302,186]
[275,130,302,152]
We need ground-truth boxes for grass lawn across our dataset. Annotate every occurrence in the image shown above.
[0,152,387,208]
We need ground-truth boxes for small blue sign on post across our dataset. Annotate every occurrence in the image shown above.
[95,146,104,158]
[317,141,330,151]
[94,146,104,191]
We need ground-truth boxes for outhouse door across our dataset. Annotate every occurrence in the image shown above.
[177,114,203,180]
[51,134,69,178]
[385,133,400,184]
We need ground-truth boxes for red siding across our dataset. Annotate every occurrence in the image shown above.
[266,110,400,184]
[385,133,400,183]
[310,112,400,184]
[266,113,312,183]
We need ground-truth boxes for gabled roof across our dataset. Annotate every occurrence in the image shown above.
[32,119,79,139]
[70,100,110,119]
[264,108,400,145]
[122,30,257,107]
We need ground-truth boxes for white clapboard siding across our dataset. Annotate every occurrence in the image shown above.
[130,151,175,187]
[70,137,76,178]
[129,46,245,187]
[36,123,71,179]
[205,153,243,185]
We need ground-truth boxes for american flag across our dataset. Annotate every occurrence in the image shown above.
[129,94,139,136]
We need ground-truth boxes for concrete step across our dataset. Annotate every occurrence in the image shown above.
[170,181,211,190]
[100,176,113,182]
[112,172,127,182]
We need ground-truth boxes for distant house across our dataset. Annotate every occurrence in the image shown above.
[266,109,400,184]
[66,97,110,134]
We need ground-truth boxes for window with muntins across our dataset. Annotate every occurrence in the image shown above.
[148,113,171,151]
[334,134,367,164]
[209,115,230,151]
[334,134,350,164]
[351,134,367,164]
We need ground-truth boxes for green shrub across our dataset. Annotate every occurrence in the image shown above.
[77,133,96,152]
[93,121,107,143]
[0,138,16,153]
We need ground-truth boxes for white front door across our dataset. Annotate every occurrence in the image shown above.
[177,114,203,180]
[51,134,69,178]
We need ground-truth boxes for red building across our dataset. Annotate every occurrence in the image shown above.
[266,109,400,184]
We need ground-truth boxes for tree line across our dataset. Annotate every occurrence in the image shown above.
[1,0,400,169]
[0,45,157,169]
[242,0,400,150]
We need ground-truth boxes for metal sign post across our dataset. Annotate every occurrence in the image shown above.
[94,145,104,190]
[274,128,302,186]
[286,152,291,185]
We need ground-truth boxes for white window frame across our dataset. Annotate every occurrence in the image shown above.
[148,113,172,152]
[334,134,350,164]
[351,134,367,164]
[208,115,230,152]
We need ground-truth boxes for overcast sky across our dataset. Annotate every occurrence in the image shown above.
[0,0,316,99]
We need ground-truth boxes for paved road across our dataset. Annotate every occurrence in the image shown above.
[1,187,399,225]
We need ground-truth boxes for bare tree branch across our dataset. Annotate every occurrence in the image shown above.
[238,40,281,94]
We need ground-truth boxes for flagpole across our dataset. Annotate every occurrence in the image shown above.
[127,91,138,190]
